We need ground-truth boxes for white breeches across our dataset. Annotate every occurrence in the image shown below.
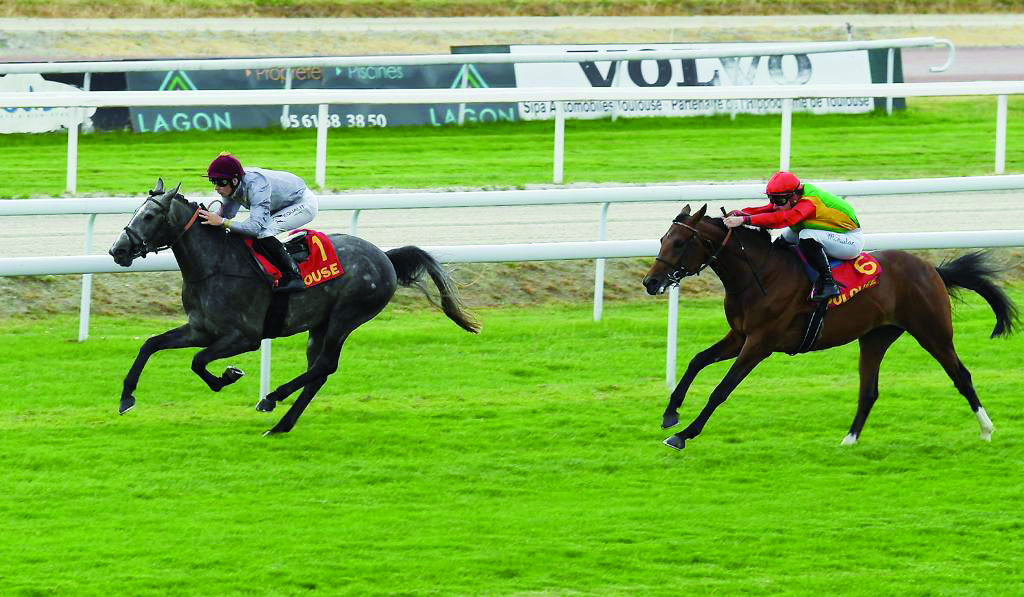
[781,227,864,260]
[257,189,319,239]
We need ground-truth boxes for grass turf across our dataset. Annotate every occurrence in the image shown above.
[1,286,1021,596]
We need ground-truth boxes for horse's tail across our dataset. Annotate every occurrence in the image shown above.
[936,251,1019,338]
[386,246,481,334]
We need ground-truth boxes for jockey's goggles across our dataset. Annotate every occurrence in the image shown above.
[767,192,795,206]
[209,177,233,187]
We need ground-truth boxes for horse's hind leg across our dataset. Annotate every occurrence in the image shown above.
[908,326,993,441]
[264,330,349,436]
[257,326,326,413]
[844,326,904,445]
[663,331,744,429]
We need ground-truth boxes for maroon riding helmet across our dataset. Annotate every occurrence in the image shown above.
[208,153,244,182]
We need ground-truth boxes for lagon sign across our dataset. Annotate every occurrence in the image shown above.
[507,43,897,121]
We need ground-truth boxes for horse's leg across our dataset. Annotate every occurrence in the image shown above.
[662,331,744,429]
[264,330,350,436]
[189,332,262,392]
[843,326,904,445]
[119,324,210,414]
[256,326,326,412]
[664,341,771,450]
[908,328,993,441]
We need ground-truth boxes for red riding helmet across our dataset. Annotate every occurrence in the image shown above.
[765,171,801,195]
[208,153,244,180]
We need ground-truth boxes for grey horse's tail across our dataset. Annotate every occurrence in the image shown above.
[386,246,481,333]
[937,251,1018,338]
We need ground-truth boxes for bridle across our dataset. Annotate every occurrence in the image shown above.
[121,192,201,260]
[654,218,733,286]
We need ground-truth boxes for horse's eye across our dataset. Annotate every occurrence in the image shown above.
[672,239,686,250]
[142,213,155,221]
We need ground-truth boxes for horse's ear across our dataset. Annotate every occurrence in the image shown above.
[693,204,708,221]
[150,178,164,196]
[679,204,691,217]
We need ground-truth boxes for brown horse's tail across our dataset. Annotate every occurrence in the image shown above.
[386,246,481,334]
[936,251,1019,338]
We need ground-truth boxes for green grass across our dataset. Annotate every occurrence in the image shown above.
[1,97,1022,198]
[1,286,1022,596]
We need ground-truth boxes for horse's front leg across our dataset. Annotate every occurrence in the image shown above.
[663,331,744,429]
[190,332,262,392]
[665,341,771,451]
[120,324,208,414]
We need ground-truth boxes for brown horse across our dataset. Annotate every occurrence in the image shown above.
[642,204,1018,450]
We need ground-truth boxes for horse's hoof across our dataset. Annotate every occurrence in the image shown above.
[262,429,277,437]
[661,413,679,429]
[256,397,275,412]
[663,435,685,451]
[224,366,245,384]
[119,395,136,414]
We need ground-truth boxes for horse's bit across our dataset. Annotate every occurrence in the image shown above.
[121,193,201,260]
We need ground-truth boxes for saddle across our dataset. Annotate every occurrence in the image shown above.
[788,248,883,355]
[244,229,344,290]
[792,249,883,309]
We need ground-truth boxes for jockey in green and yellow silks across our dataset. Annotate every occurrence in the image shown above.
[722,171,864,302]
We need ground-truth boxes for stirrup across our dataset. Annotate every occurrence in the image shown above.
[274,276,306,293]
[811,280,840,301]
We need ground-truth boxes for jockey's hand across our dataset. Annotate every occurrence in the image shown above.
[722,215,747,229]
[197,209,223,226]
[726,210,745,217]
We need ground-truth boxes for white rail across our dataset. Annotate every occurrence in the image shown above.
[2,79,1017,192]
[0,38,950,75]
[5,174,1024,336]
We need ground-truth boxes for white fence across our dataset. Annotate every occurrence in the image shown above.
[0,36,977,193]
[2,80,1019,192]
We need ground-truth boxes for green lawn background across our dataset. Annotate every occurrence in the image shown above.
[1,288,1022,596]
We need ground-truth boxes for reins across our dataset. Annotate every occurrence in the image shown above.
[658,215,768,296]
[718,207,768,296]
[657,219,732,285]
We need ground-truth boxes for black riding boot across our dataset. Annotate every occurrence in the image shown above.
[799,238,840,302]
[256,236,305,293]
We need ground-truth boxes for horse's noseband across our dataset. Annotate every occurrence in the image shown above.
[656,219,732,285]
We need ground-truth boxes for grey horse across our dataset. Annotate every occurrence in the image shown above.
[109,178,479,435]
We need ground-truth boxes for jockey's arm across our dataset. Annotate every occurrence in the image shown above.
[740,203,777,216]
[747,200,815,229]
[223,185,272,237]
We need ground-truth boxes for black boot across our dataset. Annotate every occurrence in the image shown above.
[256,236,305,293]
[799,238,840,302]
